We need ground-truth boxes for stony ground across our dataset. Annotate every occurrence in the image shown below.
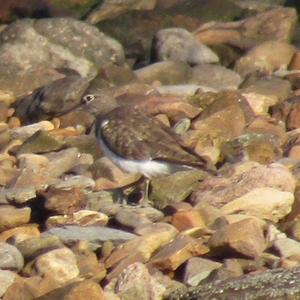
[1,1,300,300]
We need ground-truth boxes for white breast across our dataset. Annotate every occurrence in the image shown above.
[97,120,172,177]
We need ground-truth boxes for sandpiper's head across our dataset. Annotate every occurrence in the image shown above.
[78,92,119,117]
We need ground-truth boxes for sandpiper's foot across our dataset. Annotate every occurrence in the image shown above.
[112,178,152,207]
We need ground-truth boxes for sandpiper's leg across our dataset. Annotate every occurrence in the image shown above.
[113,188,128,205]
[139,177,152,207]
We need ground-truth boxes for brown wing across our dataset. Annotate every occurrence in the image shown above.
[97,106,211,169]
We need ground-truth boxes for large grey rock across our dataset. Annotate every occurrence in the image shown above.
[0,18,125,97]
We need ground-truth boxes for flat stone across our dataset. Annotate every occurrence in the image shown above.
[0,242,24,271]
[209,218,266,258]
[115,207,164,229]
[34,248,79,284]
[150,236,209,271]
[135,61,193,85]
[221,187,294,223]
[45,225,136,249]
[184,257,222,286]
[0,206,31,232]
[191,64,241,91]
[15,130,65,155]
[10,121,54,141]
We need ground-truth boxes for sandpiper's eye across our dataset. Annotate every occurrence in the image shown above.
[82,94,95,104]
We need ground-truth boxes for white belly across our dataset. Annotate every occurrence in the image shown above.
[97,132,172,177]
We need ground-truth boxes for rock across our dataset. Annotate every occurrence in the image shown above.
[43,186,87,215]
[115,207,164,229]
[150,236,209,271]
[245,116,287,145]
[87,0,157,23]
[271,95,300,131]
[152,28,219,65]
[136,94,202,121]
[105,262,165,300]
[45,147,80,177]
[65,135,101,159]
[150,170,208,209]
[16,235,62,259]
[8,155,55,194]
[73,242,106,281]
[183,257,222,286]
[156,84,216,96]
[0,18,125,97]
[0,242,24,271]
[0,225,40,243]
[0,206,31,232]
[10,121,55,141]
[194,7,297,50]
[273,238,300,259]
[46,210,109,228]
[209,218,266,258]
[134,61,193,85]
[186,90,252,163]
[221,133,282,164]
[171,209,206,232]
[50,175,95,191]
[221,187,294,223]
[34,248,79,284]
[209,258,246,281]
[235,41,295,77]
[105,224,177,280]
[35,279,105,300]
[241,76,291,115]
[191,64,242,91]
[196,203,223,228]
[45,225,136,249]
[134,222,177,236]
[0,270,17,298]
[15,131,65,155]
[192,163,296,207]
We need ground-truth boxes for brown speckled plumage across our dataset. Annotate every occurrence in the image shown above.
[96,106,210,170]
